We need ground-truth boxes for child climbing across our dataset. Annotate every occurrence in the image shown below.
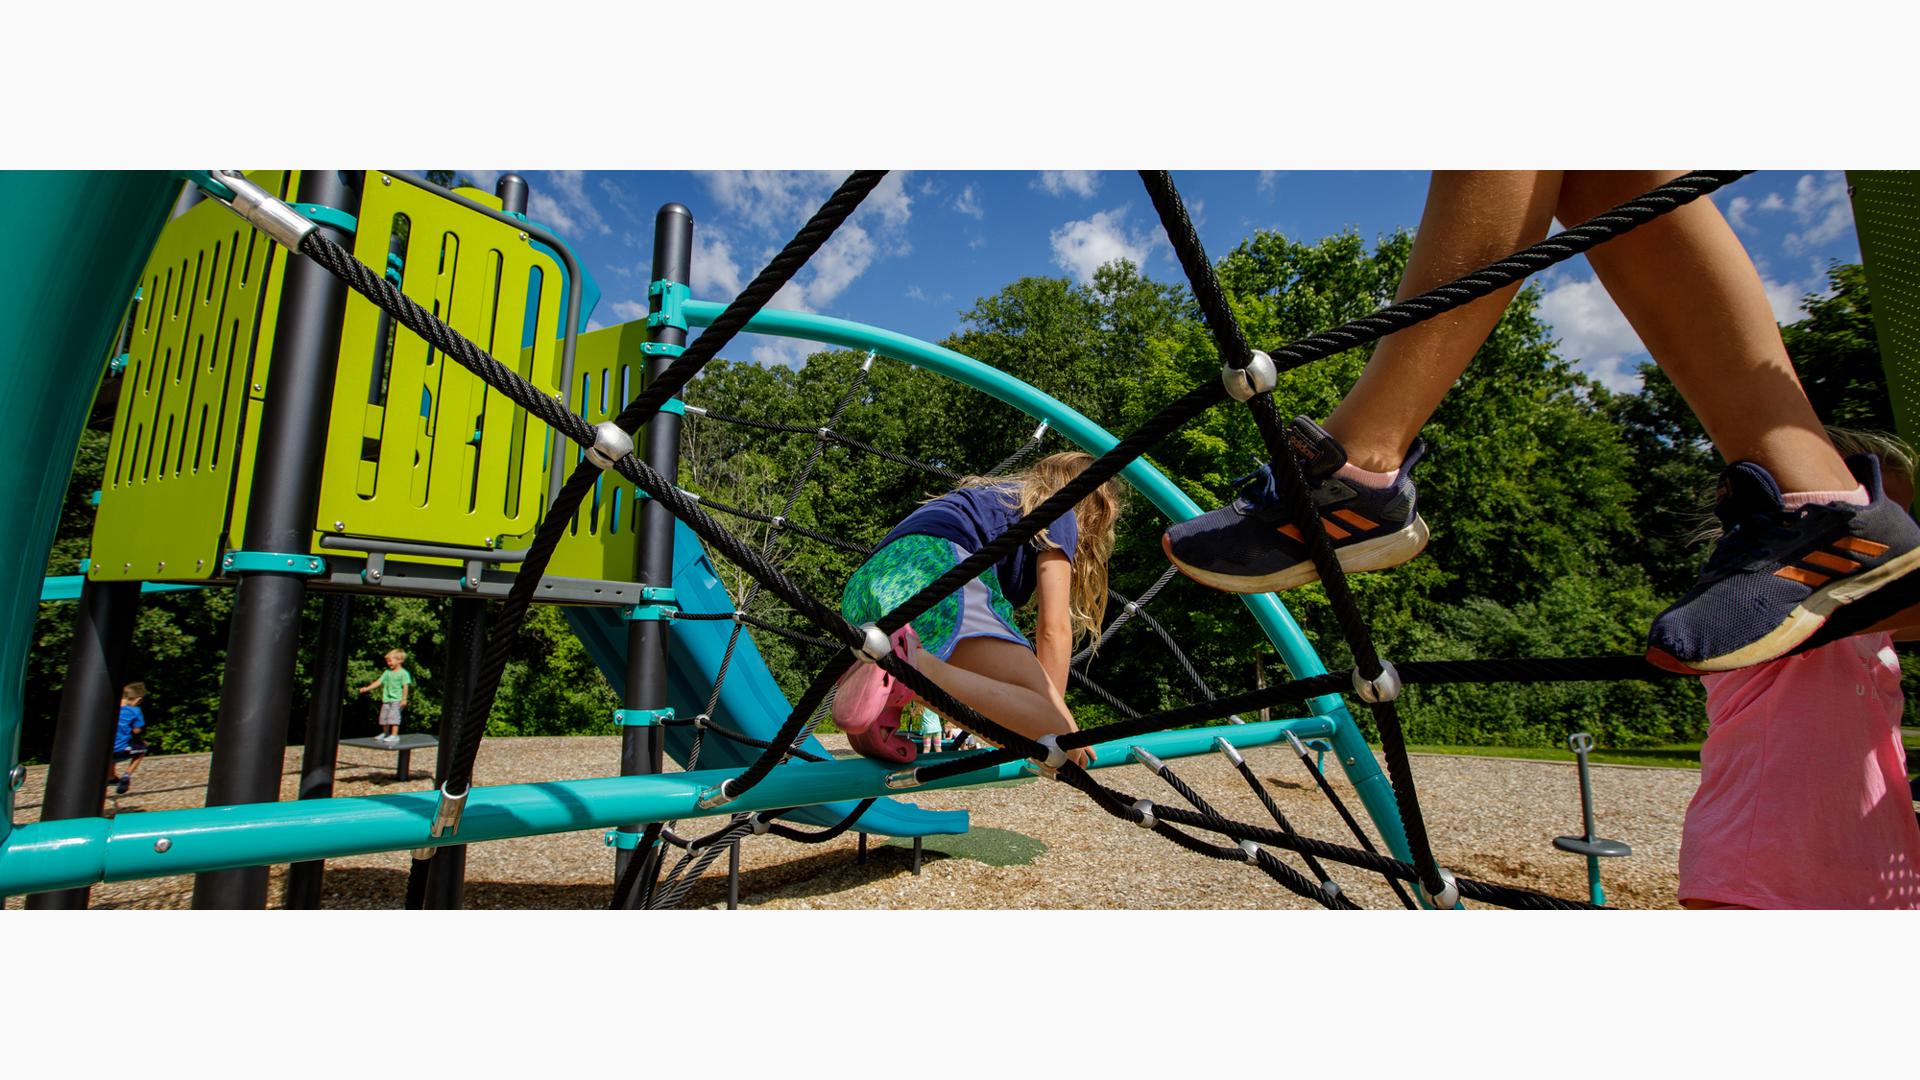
[1163,170,1920,674]
[835,452,1121,765]
[358,648,412,744]
[1678,429,1920,909]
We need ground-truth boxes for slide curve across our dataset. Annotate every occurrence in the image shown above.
[564,518,967,838]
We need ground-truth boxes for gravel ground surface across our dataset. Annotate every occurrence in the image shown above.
[4,736,1699,910]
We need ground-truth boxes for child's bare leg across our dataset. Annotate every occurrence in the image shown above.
[1556,171,1853,493]
[913,637,1093,765]
[1323,171,1562,471]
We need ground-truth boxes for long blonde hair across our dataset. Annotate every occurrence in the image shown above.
[955,451,1122,647]
[1693,427,1916,544]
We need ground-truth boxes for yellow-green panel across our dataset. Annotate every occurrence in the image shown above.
[1850,171,1920,445]
[546,320,652,580]
[89,171,296,582]
[314,174,563,554]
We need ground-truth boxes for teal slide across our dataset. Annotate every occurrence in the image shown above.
[564,517,968,838]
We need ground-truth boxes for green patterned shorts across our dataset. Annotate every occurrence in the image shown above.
[840,534,1028,661]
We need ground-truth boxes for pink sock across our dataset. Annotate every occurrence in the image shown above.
[1780,484,1869,510]
[1335,460,1399,490]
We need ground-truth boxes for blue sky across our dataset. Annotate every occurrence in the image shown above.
[463,170,1865,394]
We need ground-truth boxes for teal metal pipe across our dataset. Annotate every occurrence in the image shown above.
[0,714,1334,896]
[0,172,179,845]
[681,301,1414,866]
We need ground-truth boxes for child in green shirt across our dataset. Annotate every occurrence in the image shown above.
[358,648,413,744]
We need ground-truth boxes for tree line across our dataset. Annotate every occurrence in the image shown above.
[22,229,1897,763]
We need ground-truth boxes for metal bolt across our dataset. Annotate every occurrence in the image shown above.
[252,383,263,392]
[122,562,131,571]
[381,175,392,185]
[334,521,345,532]
[1346,756,1357,766]
[197,559,204,569]
[518,231,528,241]
[154,838,172,853]
[157,561,165,571]
[8,764,24,791]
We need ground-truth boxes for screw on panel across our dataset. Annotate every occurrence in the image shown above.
[334,521,345,531]
[381,175,392,185]
[154,838,172,853]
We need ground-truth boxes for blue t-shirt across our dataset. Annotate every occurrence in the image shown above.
[115,704,145,753]
[879,485,1077,607]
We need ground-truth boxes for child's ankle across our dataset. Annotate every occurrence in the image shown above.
[1334,459,1400,490]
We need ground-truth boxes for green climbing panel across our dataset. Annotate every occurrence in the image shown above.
[314,174,564,555]
[1849,171,1920,444]
[89,171,297,582]
[547,320,652,580]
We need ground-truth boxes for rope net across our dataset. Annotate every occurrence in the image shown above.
[290,169,1752,910]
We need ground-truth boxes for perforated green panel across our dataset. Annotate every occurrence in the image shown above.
[314,175,564,553]
[89,171,296,582]
[546,319,651,580]
[1849,171,1920,443]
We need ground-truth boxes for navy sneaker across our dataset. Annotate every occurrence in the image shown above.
[1646,454,1920,673]
[1162,416,1429,594]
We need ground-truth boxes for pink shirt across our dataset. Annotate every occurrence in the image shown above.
[1679,633,1920,909]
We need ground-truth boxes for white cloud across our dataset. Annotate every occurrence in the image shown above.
[537,170,611,237]
[1719,172,1852,255]
[527,192,578,236]
[1536,273,1648,393]
[1760,275,1810,324]
[953,184,985,220]
[461,169,502,194]
[1049,207,1159,285]
[1257,171,1282,192]
[608,299,648,322]
[692,227,744,298]
[1036,171,1100,198]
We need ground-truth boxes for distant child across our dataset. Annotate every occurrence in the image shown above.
[913,706,943,755]
[835,452,1120,766]
[105,682,147,795]
[1678,430,1920,909]
[358,649,412,744]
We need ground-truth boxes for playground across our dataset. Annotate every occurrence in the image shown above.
[3,164,1916,917]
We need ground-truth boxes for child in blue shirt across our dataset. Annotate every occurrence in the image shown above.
[106,682,147,795]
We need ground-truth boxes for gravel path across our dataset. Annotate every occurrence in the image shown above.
[3,736,1697,910]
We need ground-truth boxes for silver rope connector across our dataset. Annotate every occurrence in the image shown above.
[1033,734,1068,777]
[683,404,708,416]
[1222,349,1278,402]
[696,780,734,810]
[853,622,891,664]
[1031,419,1050,440]
[884,768,922,790]
[692,714,709,729]
[1130,745,1166,772]
[749,812,773,835]
[861,350,877,371]
[1351,660,1402,704]
[586,421,633,470]
[412,783,468,858]
[205,170,316,250]
[1239,839,1262,864]
[1420,867,1460,909]
[1132,799,1158,830]
[1212,736,1246,767]
[1285,730,1309,756]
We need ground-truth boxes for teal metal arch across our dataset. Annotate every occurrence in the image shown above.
[681,301,1415,867]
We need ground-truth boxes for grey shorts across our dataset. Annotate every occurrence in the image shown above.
[379,701,404,725]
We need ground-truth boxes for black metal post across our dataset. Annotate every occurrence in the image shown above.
[285,593,354,909]
[423,597,485,909]
[192,170,360,909]
[727,842,740,910]
[26,580,139,909]
[614,203,693,904]
[496,173,529,215]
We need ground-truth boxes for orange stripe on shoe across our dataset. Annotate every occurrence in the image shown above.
[1803,550,1857,573]
[1321,519,1351,540]
[1333,509,1378,531]
[1774,565,1831,587]
[1277,523,1303,542]
[1832,536,1890,557]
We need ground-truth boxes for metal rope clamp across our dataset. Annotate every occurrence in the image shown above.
[1420,867,1460,909]
[749,812,773,835]
[201,170,316,251]
[1031,734,1069,779]
[1239,839,1262,864]
[586,421,634,470]
[1351,660,1402,704]
[853,623,891,665]
[885,768,923,790]
[1222,349,1278,402]
[1132,799,1158,830]
[696,779,734,810]
[413,783,469,859]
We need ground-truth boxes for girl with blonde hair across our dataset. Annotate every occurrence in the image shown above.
[835,451,1121,766]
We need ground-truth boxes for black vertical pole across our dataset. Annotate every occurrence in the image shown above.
[192,170,360,909]
[614,203,693,906]
[26,579,139,909]
[285,592,353,909]
[423,597,484,908]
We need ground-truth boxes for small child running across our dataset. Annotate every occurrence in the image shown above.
[834,452,1120,766]
[358,649,413,743]
[105,682,147,795]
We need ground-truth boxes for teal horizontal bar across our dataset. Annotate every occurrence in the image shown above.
[0,715,1333,896]
[38,576,203,603]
